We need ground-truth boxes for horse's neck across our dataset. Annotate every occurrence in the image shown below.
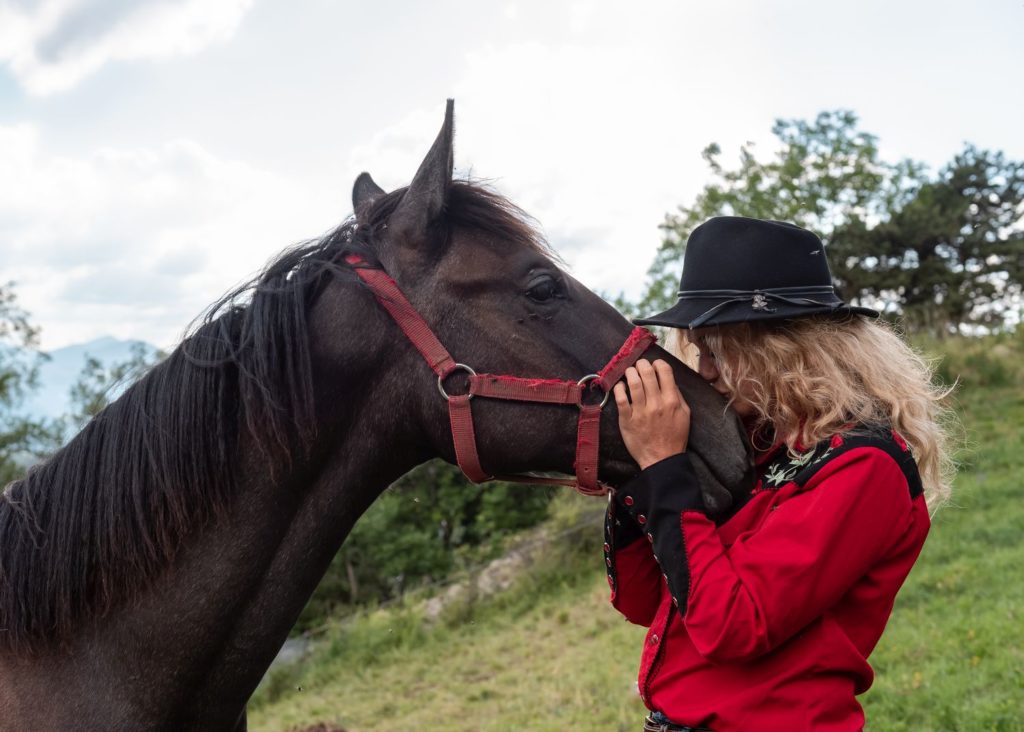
[164,436,420,726]
[5,379,426,730]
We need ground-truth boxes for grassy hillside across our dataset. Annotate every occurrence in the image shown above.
[251,332,1024,732]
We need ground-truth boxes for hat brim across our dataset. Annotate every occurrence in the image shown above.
[633,298,880,330]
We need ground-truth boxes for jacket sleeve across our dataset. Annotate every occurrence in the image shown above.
[604,489,663,627]
[618,447,919,663]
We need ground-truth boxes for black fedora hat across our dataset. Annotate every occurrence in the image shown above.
[634,216,879,330]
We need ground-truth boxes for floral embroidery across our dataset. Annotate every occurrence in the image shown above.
[764,461,799,488]
[762,438,839,488]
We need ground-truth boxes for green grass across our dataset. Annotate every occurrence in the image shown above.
[251,335,1024,732]
[250,509,651,732]
[859,383,1024,731]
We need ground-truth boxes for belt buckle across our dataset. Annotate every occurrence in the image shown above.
[643,714,670,732]
[644,713,708,732]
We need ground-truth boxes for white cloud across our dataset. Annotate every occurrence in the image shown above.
[1,124,342,349]
[7,0,1017,354]
[0,0,253,95]
[348,29,778,303]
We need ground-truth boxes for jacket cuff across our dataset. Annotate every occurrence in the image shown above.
[613,452,706,613]
[604,491,648,602]
[606,493,645,547]
[616,453,705,524]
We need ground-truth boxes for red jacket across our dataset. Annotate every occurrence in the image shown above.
[605,427,930,731]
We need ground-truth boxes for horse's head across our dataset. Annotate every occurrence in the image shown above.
[317,101,751,509]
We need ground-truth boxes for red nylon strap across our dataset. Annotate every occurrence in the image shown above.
[346,252,657,495]
[596,327,657,390]
[447,395,489,482]
[574,327,656,494]
[469,375,582,404]
[574,404,604,495]
[466,327,655,407]
[470,328,654,494]
[345,254,457,378]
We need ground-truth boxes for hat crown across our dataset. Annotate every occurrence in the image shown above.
[632,215,879,329]
[680,216,834,293]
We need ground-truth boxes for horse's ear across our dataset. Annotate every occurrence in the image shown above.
[389,99,454,248]
[352,172,385,216]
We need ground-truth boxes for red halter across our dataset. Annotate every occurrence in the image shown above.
[345,254,656,496]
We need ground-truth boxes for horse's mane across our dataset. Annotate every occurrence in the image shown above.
[0,181,548,653]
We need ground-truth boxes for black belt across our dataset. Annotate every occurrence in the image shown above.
[642,713,713,732]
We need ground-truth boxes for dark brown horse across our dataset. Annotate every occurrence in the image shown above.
[0,102,751,730]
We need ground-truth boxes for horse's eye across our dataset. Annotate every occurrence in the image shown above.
[526,276,560,303]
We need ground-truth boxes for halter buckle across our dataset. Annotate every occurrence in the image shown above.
[437,363,477,401]
[576,373,610,408]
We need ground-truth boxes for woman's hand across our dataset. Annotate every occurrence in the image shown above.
[613,358,691,470]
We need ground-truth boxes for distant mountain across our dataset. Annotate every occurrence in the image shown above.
[21,336,160,422]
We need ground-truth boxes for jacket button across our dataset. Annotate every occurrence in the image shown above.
[603,542,610,552]
[623,495,634,506]
[646,533,653,543]
[637,514,647,524]
[606,558,612,567]
[649,634,659,645]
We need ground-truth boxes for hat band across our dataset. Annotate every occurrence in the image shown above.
[676,286,840,328]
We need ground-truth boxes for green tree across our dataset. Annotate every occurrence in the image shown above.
[65,341,165,433]
[829,146,1024,335]
[0,283,59,485]
[644,110,909,312]
[1,283,165,485]
[645,111,1023,334]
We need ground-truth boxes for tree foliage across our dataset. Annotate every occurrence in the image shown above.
[830,146,1024,335]
[0,283,60,485]
[66,341,165,433]
[645,111,1024,335]
[1,283,165,484]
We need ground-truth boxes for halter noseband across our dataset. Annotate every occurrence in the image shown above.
[345,254,656,496]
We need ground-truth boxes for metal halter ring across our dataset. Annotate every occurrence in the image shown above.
[437,363,477,401]
[576,373,610,408]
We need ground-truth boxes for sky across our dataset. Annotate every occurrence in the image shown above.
[1,0,1022,351]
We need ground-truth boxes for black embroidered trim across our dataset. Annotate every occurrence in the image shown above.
[758,426,922,499]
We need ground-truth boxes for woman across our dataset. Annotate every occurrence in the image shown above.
[605,217,953,731]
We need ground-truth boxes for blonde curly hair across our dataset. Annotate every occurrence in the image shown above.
[668,316,956,511]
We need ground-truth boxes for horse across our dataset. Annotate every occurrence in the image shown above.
[0,101,751,730]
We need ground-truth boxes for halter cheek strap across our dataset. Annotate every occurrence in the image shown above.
[345,254,656,496]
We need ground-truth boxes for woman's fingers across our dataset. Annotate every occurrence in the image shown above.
[623,359,678,411]
[613,382,631,419]
[616,360,691,468]
[636,360,661,407]
[653,360,682,407]
[624,365,645,408]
